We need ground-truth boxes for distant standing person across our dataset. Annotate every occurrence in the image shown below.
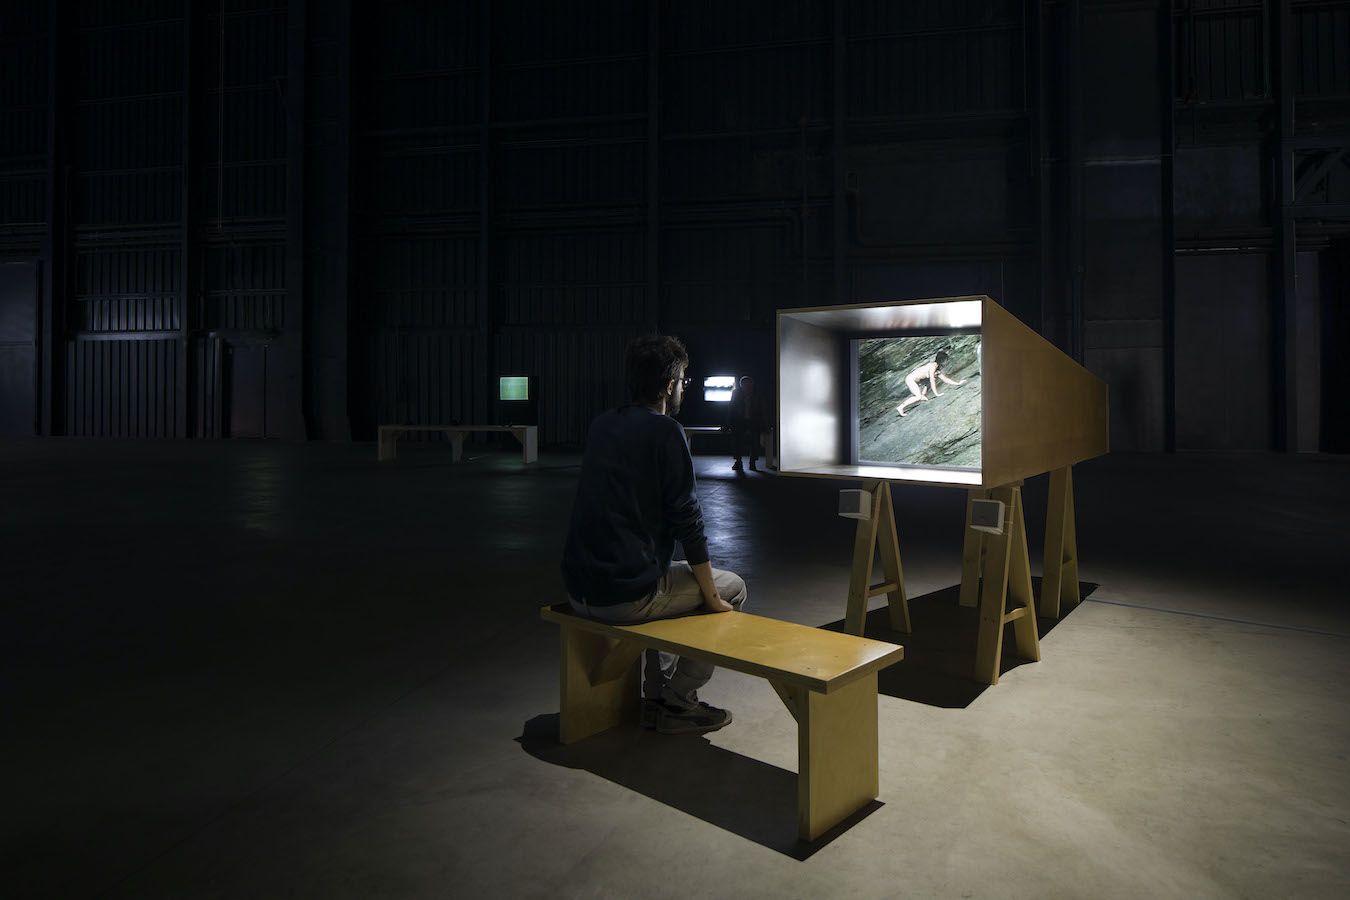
[726,375,767,472]
[895,350,966,417]
[561,335,748,735]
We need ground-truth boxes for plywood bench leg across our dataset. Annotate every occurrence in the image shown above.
[557,626,641,744]
[798,673,879,842]
[450,432,464,463]
[769,680,802,722]
[519,425,538,463]
[377,428,399,462]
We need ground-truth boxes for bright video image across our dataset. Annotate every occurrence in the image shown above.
[857,334,982,469]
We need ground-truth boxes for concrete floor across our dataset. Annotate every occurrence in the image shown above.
[3,438,1349,899]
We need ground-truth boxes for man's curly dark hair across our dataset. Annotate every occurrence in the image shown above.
[624,335,689,405]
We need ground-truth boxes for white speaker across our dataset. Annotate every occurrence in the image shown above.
[970,499,1005,535]
[839,489,872,520]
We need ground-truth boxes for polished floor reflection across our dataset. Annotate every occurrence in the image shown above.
[3,438,1348,898]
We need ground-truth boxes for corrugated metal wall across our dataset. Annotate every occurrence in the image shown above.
[65,336,182,436]
[2,0,1347,449]
[200,1,288,438]
[352,0,653,445]
[0,6,47,237]
[66,1,187,436]
[74,246,181,332]
[1171,0,1350,450]
[1295,0,1350,95]
[845,0,1024,118]
[1176,0,1268,104]
[2,1,292,439]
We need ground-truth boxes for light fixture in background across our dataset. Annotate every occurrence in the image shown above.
[703,375,736,402]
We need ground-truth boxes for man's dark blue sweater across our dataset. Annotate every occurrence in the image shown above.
[561,404,709,606]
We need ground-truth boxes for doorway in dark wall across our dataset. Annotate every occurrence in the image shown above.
[0,261,39,437]
[1174,253,1272,450]
[223,342,284,438]
[1321,239,1350,453]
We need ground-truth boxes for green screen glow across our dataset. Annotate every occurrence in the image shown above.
[499,376,529,401]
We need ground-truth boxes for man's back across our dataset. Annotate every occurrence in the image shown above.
[561,404,707,606]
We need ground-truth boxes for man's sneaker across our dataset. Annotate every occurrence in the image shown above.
[654,699,732,735]
[731,459,743,472]
[639,698,667,729]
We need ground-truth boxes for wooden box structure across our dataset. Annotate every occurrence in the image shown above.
[779,297,1108,682]
[776,295,1108,488]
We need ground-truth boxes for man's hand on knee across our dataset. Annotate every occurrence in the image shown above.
[690,559,732,613]
[703,593,733,613]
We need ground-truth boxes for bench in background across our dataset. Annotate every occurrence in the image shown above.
[377,424,537,464]
[681,424,777,469]
[540,603,904,841]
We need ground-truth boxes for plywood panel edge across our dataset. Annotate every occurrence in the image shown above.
[778,294,992,317]
[982,299,1109,487]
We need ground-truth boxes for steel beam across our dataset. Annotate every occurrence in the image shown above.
[1160,0,1176,452]
[283,0,308,439]
[1272,0,1297,451]
[183,0,205,437]
[40,0,71,436]
[833,0,846,307]
[1031,0,1050,337]
[478,0,494,426]
[647,0,660,331]
[1068,0,1084,364]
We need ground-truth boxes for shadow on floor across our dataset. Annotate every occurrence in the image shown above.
[818,580,1099,709]
[516,714,880,860]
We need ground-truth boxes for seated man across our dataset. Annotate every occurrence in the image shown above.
[561,334,748,735]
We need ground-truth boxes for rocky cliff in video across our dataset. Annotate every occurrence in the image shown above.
[857,334,982,469]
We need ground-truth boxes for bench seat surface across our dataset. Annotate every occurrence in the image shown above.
[542,604,903,694]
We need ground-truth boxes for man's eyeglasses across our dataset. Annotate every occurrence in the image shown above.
[680,377,692,388]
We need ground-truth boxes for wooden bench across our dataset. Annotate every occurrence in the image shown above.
[541,603,904,841]
[680,424,777,469]
[377,424,537,464]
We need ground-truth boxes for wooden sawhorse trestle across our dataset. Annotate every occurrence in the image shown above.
[958,465,1081,684]
[957,480,1042,685]
[843,480,911,637]
[1039,465,1081,618]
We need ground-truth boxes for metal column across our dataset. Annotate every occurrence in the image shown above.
[647,0,661,332]
[1272,0,1297,451]
[1068,0,1085,363]
[40,0,70,436]
[1160,1,1176,452]
[832,0,846,307]
[478,0,494,425]
[283,0,309,439]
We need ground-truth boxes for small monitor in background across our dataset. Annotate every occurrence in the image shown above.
[496,375,538,425]
[703,375,736,402]
[499,376,529,401]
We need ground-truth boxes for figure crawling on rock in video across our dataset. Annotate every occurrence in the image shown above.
[895,350,966,417]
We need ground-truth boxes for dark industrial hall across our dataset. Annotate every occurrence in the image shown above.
[2,2,1348,898]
